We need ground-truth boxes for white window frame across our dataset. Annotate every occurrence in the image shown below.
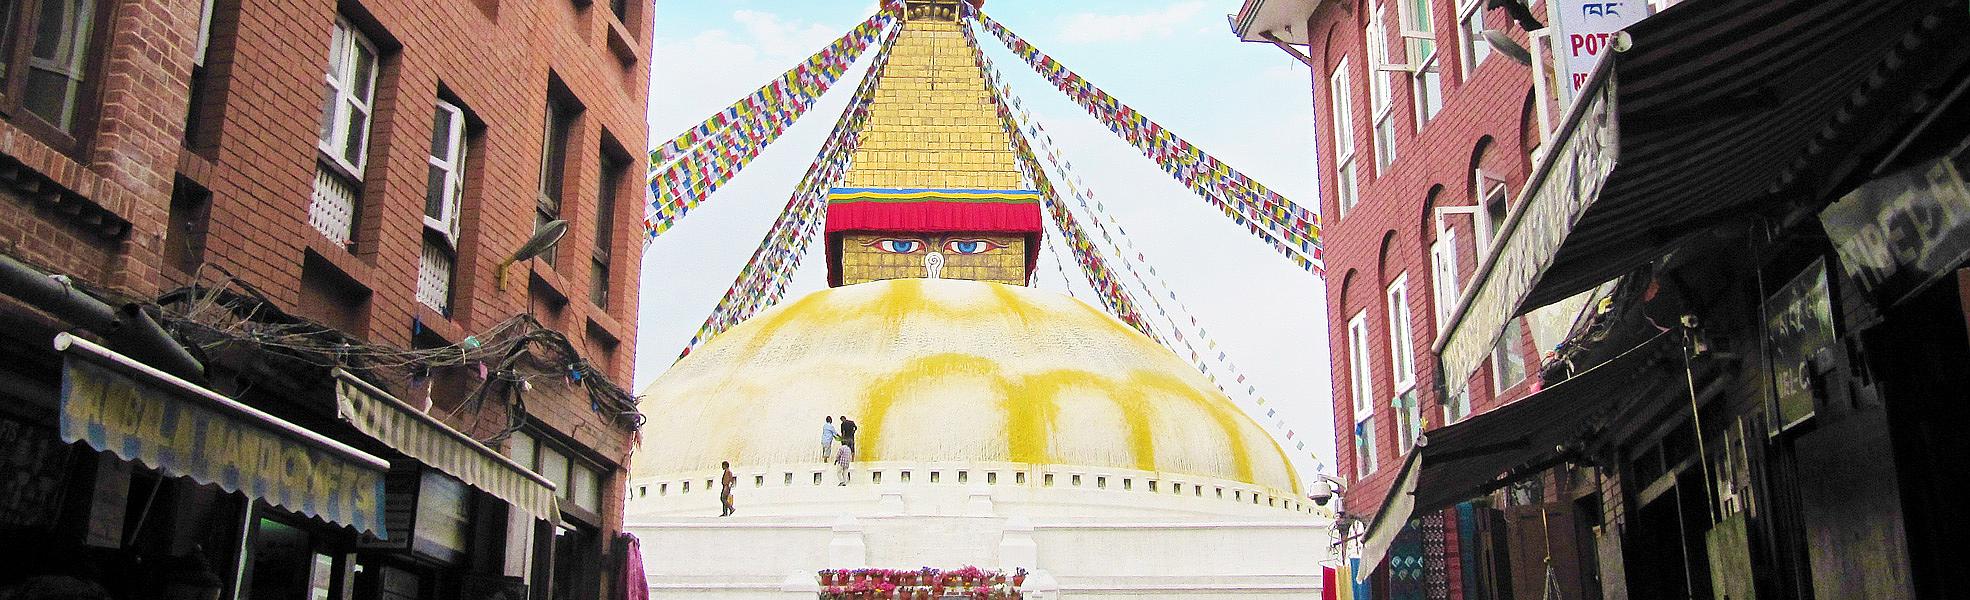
[1456,0,1491,80]
[1386,274,1417,393]
[194,0,217,67]
[1347,311,1375,420]
[1366,6,1398,173]
[1355,410,1379,479]
[1395,388,1422,454]
[1430,227,1460,332]
[1329,59,1359,216]
[318,18,378,179]
[1491,319,1527,397]
[1347,311,1378,478]
[425,100,467,244]
[1397,0,1442,128]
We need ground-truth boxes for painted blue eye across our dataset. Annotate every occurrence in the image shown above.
[864,239,925,254]
[943,239,1005,255]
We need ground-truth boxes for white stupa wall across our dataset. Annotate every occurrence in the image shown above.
[626,461,1330,599]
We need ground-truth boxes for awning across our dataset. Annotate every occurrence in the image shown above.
[1356,333,1672,579]
[55,333,390,537]
[332,369,559,523]
[1434,0,1948,390]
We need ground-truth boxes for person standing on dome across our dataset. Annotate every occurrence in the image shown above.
[838,415,859,453]
[718,461,737,517]
[821,416,838,461]
[833,442,854,486]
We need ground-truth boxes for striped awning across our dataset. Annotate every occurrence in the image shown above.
[332,370,559,523]
[1435,0,1953,387]
[55,334,390,537]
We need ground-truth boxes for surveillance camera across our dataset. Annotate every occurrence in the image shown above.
[1309,480,1335,506]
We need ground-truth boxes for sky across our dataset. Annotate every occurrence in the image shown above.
[636,1,1335,482]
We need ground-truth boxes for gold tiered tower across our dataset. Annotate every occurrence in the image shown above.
[824,0,1044,287]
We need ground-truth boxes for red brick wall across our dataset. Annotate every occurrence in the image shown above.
[1305,0,1547,519]
[3,0,651,548]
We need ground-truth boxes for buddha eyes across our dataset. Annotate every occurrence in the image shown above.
[943,239,1005,255]
[865,239,926,254]
[861,238,1003,254]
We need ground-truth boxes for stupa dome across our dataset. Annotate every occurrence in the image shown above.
[632,278,1299,494]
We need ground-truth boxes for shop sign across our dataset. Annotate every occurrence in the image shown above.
[1764,258,1834,431]
[1819,147,1970,308]
[1552,1,1647,94]
[1439,78,1621,391]
[58,340,389,537]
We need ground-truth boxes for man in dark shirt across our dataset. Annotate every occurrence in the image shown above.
[838,415,858,453]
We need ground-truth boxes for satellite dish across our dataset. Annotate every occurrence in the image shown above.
[497,220,569,290]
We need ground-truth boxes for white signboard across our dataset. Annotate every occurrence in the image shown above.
[1553,1,1645,94]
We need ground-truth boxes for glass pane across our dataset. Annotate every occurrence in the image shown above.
[350,42,375,103]
[589,259,608,307]
[342,104,368,167]
[0,1,20,79]
[572,464,601,512]
[325,24,346,83]
[507,432,537,469]
[23,0,94,131]
[539,446,570,499]
[308,553,334,600]
[317,81,339,144]
[429,108,453,161]
[415,471,471,555]
[424,164,449,219]
[21,67,80,130]
[243,518,310,600]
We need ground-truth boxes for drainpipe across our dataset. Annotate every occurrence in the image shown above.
[0,253,206,383]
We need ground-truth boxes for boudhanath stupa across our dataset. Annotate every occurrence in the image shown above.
[626,2,1329,597]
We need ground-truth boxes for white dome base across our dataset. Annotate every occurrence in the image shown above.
[626,461,1330,599]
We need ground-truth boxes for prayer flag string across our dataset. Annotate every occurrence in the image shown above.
[975,13,1325,277]
[677,24,905,358]
[644,7,899,240]
[981,37,1316,469]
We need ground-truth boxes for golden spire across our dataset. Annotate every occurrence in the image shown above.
[839,14,1022,190]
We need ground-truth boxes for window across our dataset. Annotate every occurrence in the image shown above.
[1347,311,1374,423]
[0,0,108,144]
[1347,311,1378,478]
[418,100,468,313]
[510,432,604,518]
[1400,0,1442,127]
[310,19,378,247]
[537,94,580,267]
[1395,388,1422,454]
[1430,228,1460,331]
[1366,5,1398,172]
[1456,0,1491,79]
[1492,318,1528,395]
[609,0,629,21]
[1355,414,1379,479]
[592,148,628,308]
[1385,274,1417,392]
[317,19,377,176]
[1445,385,1471,424]
[1329,59,1359,216]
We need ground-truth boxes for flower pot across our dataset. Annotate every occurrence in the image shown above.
[1011,574,1025,586]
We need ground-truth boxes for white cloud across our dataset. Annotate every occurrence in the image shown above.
[1056,2,1212,44]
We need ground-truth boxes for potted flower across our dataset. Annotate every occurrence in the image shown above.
[1012,567,1027,587]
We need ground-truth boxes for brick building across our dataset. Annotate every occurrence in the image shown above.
[2,0,651,598]
[1240,0,1970,598]
[1233,0,1674,596]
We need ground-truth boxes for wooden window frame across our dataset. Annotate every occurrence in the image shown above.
[0,0,118,156]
